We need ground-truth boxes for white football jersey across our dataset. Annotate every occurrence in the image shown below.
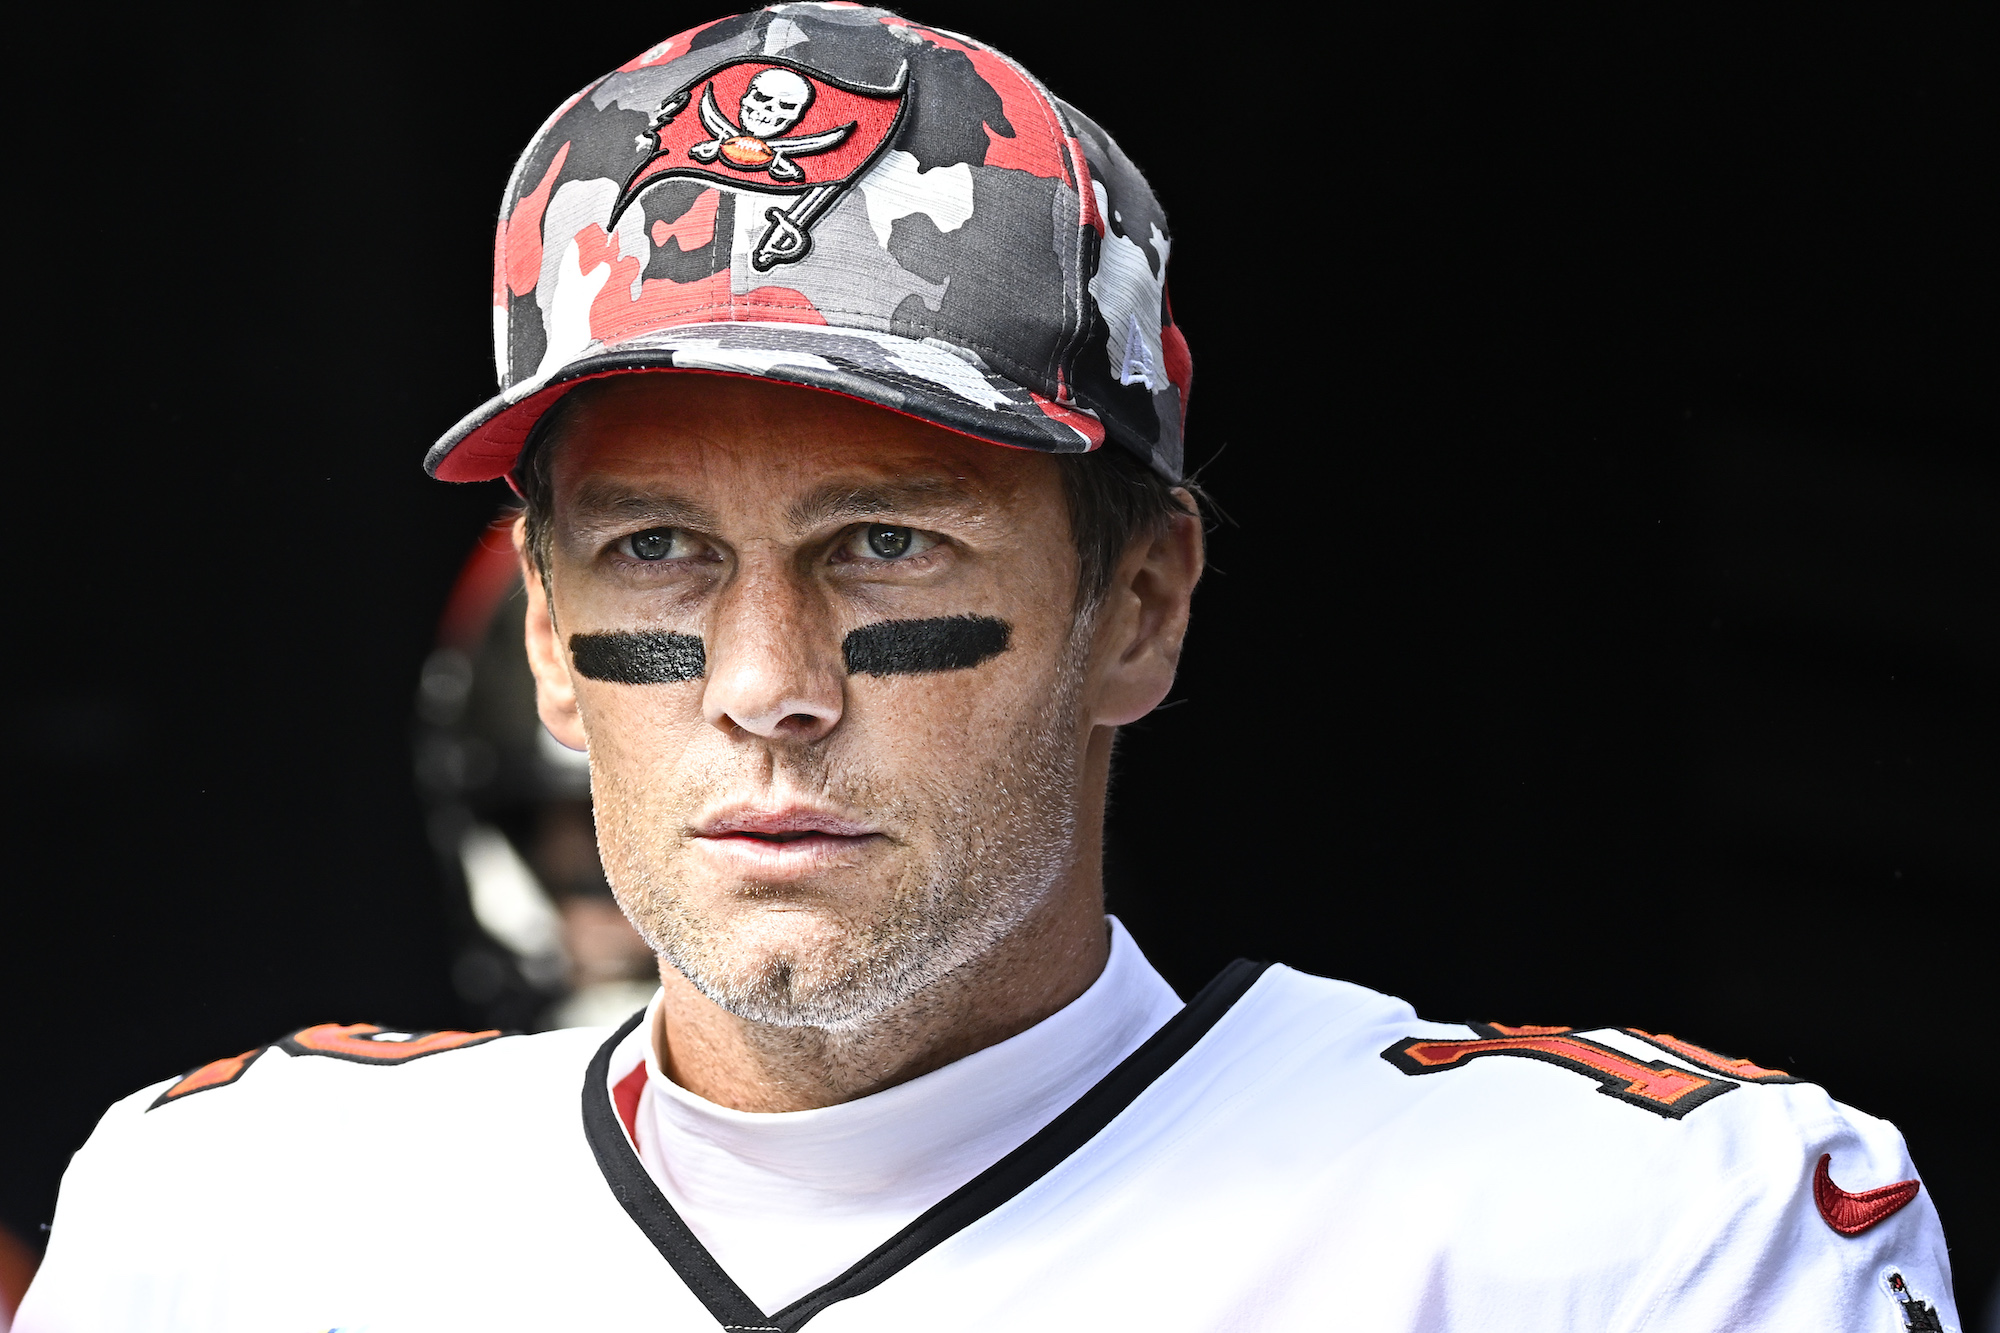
[18,960,1959,1331]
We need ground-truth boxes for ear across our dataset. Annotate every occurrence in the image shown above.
[517,516,589,752]
[1086,494,1205,728]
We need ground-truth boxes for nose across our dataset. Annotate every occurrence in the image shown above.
[700,558,844,743]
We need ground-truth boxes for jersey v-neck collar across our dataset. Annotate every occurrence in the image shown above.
[579,959,1272,1332]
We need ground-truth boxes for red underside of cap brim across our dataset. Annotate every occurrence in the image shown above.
[426,341,1108,483]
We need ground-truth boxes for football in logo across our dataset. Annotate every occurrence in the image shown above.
[613,58,910,270]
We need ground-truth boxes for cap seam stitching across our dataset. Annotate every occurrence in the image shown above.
[969,41,1085,392]
[911,23,1071,192]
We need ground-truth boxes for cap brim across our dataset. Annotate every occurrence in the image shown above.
[426,321,1107,482]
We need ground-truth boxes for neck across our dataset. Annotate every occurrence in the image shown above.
[653,728,1116,1113]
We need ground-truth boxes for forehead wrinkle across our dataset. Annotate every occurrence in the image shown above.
[785,475,986,533]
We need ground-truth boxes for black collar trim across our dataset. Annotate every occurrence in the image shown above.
[580,958,1272,1331]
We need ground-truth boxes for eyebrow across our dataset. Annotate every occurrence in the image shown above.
[560,473,985,546]
[784,476,981,531]
[563,480,719,541]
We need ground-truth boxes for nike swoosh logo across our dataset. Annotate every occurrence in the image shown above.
[1813,1152,1920,1235]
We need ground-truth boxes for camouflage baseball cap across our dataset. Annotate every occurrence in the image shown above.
[425,4,1191,484]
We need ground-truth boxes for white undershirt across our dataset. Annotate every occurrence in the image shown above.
[630,917,1183,1312]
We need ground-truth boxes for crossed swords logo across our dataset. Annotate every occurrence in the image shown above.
[630,63,907,271]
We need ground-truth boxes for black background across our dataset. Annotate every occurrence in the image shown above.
[5,3,1993,1317]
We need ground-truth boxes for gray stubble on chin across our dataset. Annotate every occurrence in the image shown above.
[590,618,1095,1033]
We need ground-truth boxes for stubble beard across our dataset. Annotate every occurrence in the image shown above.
[589,626,1092,1032]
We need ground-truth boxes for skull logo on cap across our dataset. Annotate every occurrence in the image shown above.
[683,66,855,185]
[618,59,909,271]
[739,68,814,138]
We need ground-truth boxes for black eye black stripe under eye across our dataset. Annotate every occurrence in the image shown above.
[843,616,1011,676]
[566,617,1011,685]
[569,632,707,684]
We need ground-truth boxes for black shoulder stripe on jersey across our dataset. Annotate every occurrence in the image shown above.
[582,957,1273,1332]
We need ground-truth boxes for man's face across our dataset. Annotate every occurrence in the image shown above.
[528,375,1098,1029]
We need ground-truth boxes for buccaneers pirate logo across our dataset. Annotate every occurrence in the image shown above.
[612,58,909,271]
[689,68,850,181]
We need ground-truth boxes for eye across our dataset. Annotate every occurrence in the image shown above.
[840,524,939,563]
[868,525,912,558]
[623,528,696,561]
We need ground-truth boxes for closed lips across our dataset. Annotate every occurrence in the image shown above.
[695,810,878,842]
